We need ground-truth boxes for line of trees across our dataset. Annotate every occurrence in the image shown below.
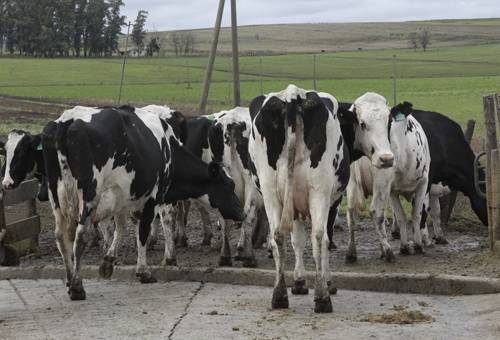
[0,0,126,57]
[169,32,197,56]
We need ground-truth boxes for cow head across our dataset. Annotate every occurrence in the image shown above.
[341,93,394,169]
[206,161,246,221]
[1,130,41,190]
[390,101,413,121]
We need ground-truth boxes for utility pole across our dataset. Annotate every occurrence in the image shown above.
[117,22,131,106]
[199,0,225,114]
[230,0,240,107]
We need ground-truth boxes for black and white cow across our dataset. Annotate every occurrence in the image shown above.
[1,130,48,201]
[162,107,265,267]
[38,105,244,300]
[248,85,350,313]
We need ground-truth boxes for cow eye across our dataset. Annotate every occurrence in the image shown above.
[360,122,367,130]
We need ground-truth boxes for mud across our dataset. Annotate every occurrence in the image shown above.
[14,199,499,280]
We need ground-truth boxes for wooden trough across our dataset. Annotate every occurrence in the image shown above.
[0,179,41,265]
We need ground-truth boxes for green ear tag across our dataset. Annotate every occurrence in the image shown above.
[37,144,43,151]
[205,114,216,121]
[394,112,405,122]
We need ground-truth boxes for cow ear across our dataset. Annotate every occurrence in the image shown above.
[391,101,413,119]
[30,134,42,150]
[338,104,358,125]
[207,161,221,179]
[249,95,265,121]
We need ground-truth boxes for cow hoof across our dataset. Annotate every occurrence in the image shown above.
[99,257,115,279]
[400,245,411,255]
[218,256,232,267]
[383,249,396,263]
[201,234,212,246]
[327,281,337,295]
[414,244,425,254]
[314,296,333,313]
[328,241,337,251]
[271,290,289,309]
[176,236,188,248]
[68,279,86,301]
[161,258,177,267]
[242,257,258,268]
[291,279,309,295]
[391,230,401,240]
[434,236,449,245]
[345,252,357,263]
[136,272,157,284]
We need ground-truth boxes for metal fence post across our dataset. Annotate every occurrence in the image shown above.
[117,21,131,106]
[392,54,397,106]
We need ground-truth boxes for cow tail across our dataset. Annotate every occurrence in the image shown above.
[280,105,297,232]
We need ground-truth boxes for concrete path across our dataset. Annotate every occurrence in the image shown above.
[1,280,499,340]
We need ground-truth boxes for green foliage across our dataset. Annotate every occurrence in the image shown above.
[131,10,148,54]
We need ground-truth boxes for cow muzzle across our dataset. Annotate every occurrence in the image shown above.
[1,177,14,190]
[378,153,394,168]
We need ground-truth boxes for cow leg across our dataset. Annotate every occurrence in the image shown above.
[70,203,95,301]
[345,207,357,263]
[198,205,213,246]
[147,216,160,250]
[252,206,269,249]
[391,214,401,240]
[159,205,177,266]
[218,219,233,267]
[411,184,427,254]
[430,194,448,244]
[310,196,332,313]
[327,199,341,251]
[135,199,157,284]
[99,214,125,279]
[390,194,410,255]
[236,199,258,268]
[175,201,189,248]
[420,195,433,247]
[53,209,74,288]
[291,220,308,295]
[370,191,394,262]
[98,219,115,252]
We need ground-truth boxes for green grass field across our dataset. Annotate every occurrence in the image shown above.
[1,42,500,134]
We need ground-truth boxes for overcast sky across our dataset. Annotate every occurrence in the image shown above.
[120,0,500,31]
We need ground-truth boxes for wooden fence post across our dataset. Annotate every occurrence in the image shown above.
[491,149,500,252]
[483,95,497,251]
[439,119,476,226]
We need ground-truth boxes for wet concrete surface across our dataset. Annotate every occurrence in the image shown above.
[1,279,499,340]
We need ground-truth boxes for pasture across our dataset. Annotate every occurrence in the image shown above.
[1,43,500,136]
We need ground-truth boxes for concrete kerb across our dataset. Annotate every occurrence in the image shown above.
[1,265,499,295]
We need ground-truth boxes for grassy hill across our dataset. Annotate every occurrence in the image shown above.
[152,18,500,55]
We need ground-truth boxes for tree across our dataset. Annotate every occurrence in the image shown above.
[179,32,196,56]
[104,0,125,55]
[85,0,107,56]
[169,31,180,56]
[131,9,148,55]
[146,36,160,56]
[407,32,418,51]
[419,28,431,52]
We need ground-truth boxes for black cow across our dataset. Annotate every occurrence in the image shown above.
[33,105,244,300]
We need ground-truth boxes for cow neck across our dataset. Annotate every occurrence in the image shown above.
[339,123,364,164]
[167,139,212,202]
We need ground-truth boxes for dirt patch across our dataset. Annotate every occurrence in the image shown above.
[360,310,434,325]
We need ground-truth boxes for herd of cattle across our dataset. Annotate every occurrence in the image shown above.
[0,84,487,313]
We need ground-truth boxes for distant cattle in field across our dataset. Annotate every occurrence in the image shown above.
[249,85,350,313]
[23,105,244,300]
